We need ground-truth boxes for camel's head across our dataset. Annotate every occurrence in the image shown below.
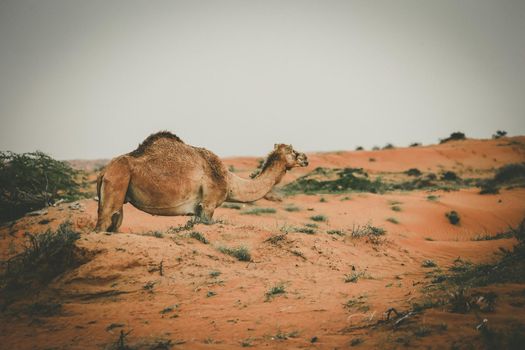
[274,144,309,169]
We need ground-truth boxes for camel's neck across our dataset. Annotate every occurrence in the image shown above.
[226,158,287,203]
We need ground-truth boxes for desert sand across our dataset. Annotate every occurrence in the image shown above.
[1,137,524,349]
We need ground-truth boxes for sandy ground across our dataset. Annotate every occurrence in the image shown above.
[1,137,524,349]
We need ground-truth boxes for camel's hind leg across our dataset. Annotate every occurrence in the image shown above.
[95,158,130,232]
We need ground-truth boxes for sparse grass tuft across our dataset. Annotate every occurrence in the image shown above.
[386,217,399,224]
[209,270,221,277]
[327,229,345,236]
[391,205,402,212]
[422,259,437,268]
[218,246,251,261]
[427,195,439,201]
[241,207,276,216]
[222,202,242,210]
[1,221,86,299]
[310,215,327,222]
[351,223,386,238]
[283,204,300,212]
[344,271,365,283]
[294,227,316,234]
[143,230,164,238]
[189,231,209,244]
[266,283,286,300]
[344,295,369,312]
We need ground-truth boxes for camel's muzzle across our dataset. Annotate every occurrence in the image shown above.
[298,154,308,167]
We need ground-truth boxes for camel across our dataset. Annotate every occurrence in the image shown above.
[95,131,308,232]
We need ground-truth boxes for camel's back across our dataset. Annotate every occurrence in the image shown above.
[121,132,229,213]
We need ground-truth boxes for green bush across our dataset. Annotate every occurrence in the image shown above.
[479,163,525,194]
[0,151,84,222]
[446,211,460,225]
[283,167,385,194]
[405,168,422,177]
[440,132,466,144]
[492,130,507,139]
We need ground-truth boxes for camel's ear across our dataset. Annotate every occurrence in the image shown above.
[274,144,279,150]
[287,144,293,151]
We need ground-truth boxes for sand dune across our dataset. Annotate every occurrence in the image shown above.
[1,137,524,349]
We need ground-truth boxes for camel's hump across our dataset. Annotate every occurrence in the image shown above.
[129,131,184,156]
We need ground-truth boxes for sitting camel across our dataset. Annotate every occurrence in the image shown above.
[95,131,308,232]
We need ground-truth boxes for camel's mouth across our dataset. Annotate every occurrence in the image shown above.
[297,154,309,167]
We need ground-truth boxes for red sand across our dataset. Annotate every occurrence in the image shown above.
[1,137,524,349]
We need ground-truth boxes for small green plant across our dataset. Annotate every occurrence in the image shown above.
[222,202,242,210]
[350,223,386,238]
[218,246,251,261]
[446,211,460,225]
[160,304,178,314]
[422,259,437,268]
[305,223,318,228]
[209,270,221,278]
[441,171,459,181]
[294,227,316,234]
[189,231,209,244]
[409,142,422,147]
[144,230,164,238]
[405,168,422,176]
[383,143,395,149]
[319,197,327,203]
[386,217,399,224]
[241,207,276,216]
[344,295,369,312]
[391,205,402,212]
[355,146,364,151]
[310,215,327,222]
[427,195,439,201]
[327,229,345,236]
[344,271,365,283]
[283,204,300,212]
[340,196,352,201]
[266,283,286,300]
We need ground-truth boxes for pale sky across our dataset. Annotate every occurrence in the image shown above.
[1,0,524,160]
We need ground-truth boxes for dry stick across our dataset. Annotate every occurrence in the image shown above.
[159,260,164,276]
[117,329,132,349]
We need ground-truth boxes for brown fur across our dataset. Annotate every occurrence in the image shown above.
[96,132,308,232]
[129,131,184,157]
